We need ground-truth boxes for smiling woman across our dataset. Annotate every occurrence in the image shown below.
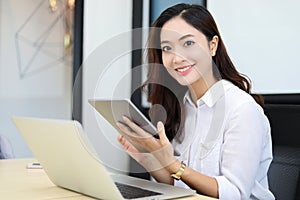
[117,3,275,200]
[160,17,217,89]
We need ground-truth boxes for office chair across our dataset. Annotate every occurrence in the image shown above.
[268,146,300,200]
[264,103,300,200]
[0,134,14,159]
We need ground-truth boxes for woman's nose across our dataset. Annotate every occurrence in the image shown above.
[171,51,186,64]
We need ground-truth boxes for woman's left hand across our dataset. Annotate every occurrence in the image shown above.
[116,116,176,168]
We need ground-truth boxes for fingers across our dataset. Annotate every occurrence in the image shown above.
[117,135,164,172]
[156,121,168,144]
[118,118,173,159]
[117,116,151,139]
[117,134,122,143]
[118,123,176,170]
[117,134,130,150]
[122,116,151,138]
[117,134,138,153]
[116,121,136,138]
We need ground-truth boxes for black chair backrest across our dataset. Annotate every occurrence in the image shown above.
[267,146,300,200]
[264,103,300,200]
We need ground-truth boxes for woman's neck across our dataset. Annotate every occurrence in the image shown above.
[188,76,218,105]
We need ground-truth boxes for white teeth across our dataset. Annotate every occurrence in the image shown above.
[177,66,190,72]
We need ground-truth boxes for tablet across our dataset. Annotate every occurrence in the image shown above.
[89,98,180,156]
[88,98,157,136]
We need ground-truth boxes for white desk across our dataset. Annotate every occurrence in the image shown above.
[0,158,217,200]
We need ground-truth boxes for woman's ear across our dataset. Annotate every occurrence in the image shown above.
[210,35,219,56]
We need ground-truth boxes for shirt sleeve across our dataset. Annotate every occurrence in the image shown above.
[214,101,269,200]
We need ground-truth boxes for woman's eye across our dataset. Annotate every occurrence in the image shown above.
[184,40,195,47]
[161,46,171,51]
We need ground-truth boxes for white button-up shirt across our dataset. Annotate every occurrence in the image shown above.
[172,80,275,200]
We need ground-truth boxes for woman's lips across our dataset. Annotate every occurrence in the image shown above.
[175,64,194,75]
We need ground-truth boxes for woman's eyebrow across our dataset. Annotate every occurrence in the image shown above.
[160,34,195,45]
[178,34,195,41]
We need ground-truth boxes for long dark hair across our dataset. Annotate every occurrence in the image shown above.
[143,3,264,141]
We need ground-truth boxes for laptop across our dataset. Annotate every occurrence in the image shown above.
[12,116,196,200]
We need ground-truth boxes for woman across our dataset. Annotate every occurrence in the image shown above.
[117,3,274,200]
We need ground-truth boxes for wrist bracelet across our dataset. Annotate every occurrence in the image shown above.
[171,161,186,180]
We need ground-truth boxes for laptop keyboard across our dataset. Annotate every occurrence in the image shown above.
[115,182,162,199]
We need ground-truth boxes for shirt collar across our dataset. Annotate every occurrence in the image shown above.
[183,79,233,108]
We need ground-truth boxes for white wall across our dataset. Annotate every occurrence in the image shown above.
[0,0,72,158]
[208,0,300,94]
[82,0,132,173]
[0,0,132,173]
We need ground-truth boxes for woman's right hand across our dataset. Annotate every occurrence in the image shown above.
[117,134,164,172]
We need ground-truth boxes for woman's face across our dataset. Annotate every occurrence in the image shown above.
[160,16,217,86]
